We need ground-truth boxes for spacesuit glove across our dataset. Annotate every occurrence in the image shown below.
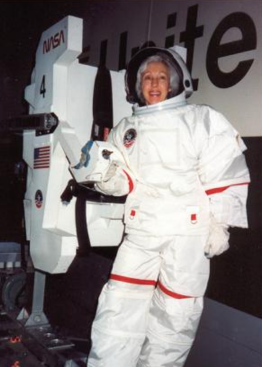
[204,215,230,259]
[95,161,135,197]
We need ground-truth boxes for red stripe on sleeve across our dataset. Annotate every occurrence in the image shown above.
[205,182,249,195]
[122,169,134,193]
[158,281,192,299]
[110,273,156,286]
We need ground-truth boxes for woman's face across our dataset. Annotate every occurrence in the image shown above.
[141,61,171,105]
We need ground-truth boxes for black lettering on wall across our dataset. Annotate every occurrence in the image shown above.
[99,39,108,66]
[118,31,128,70]
[180,4,204,90]
[167,12,177,28]
[206,12,257,88]
[165,35,175,48]
[78,45,90,65]
[165,12,176,47]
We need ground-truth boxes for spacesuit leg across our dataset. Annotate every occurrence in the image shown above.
[138,235,210,367]
[87,235,162,367]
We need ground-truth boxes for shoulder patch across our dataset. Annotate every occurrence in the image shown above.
[123,128,137,148]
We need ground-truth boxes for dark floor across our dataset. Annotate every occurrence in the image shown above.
[0,250,116,367]
[44,250,115,342]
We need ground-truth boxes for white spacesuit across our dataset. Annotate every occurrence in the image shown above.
[87,47,250,367]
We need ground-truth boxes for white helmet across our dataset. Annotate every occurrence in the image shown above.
[125,46,193,104]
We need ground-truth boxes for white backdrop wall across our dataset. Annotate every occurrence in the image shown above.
[83,0,262,137]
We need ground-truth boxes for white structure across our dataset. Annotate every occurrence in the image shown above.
[23,16,132,274]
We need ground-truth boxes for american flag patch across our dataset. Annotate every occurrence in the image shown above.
[34,146,50,169]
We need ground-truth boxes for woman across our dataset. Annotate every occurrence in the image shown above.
[87,47,250,367]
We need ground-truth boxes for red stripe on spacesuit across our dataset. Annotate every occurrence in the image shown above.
[205,182,250,195]
[122,169,134,193]
[158,281,192,299]
[110,274,157,286]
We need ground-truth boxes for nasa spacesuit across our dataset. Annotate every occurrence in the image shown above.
[87,47,250,367]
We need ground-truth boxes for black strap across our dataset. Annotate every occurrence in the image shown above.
[61,181,126,257]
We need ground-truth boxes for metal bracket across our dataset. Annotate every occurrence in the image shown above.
[17,270,50,327]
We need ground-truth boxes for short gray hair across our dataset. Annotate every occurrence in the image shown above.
[135,52,183,105]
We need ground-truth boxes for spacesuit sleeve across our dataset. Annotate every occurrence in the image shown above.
[197,107,250,228]
[95,128,136,197]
